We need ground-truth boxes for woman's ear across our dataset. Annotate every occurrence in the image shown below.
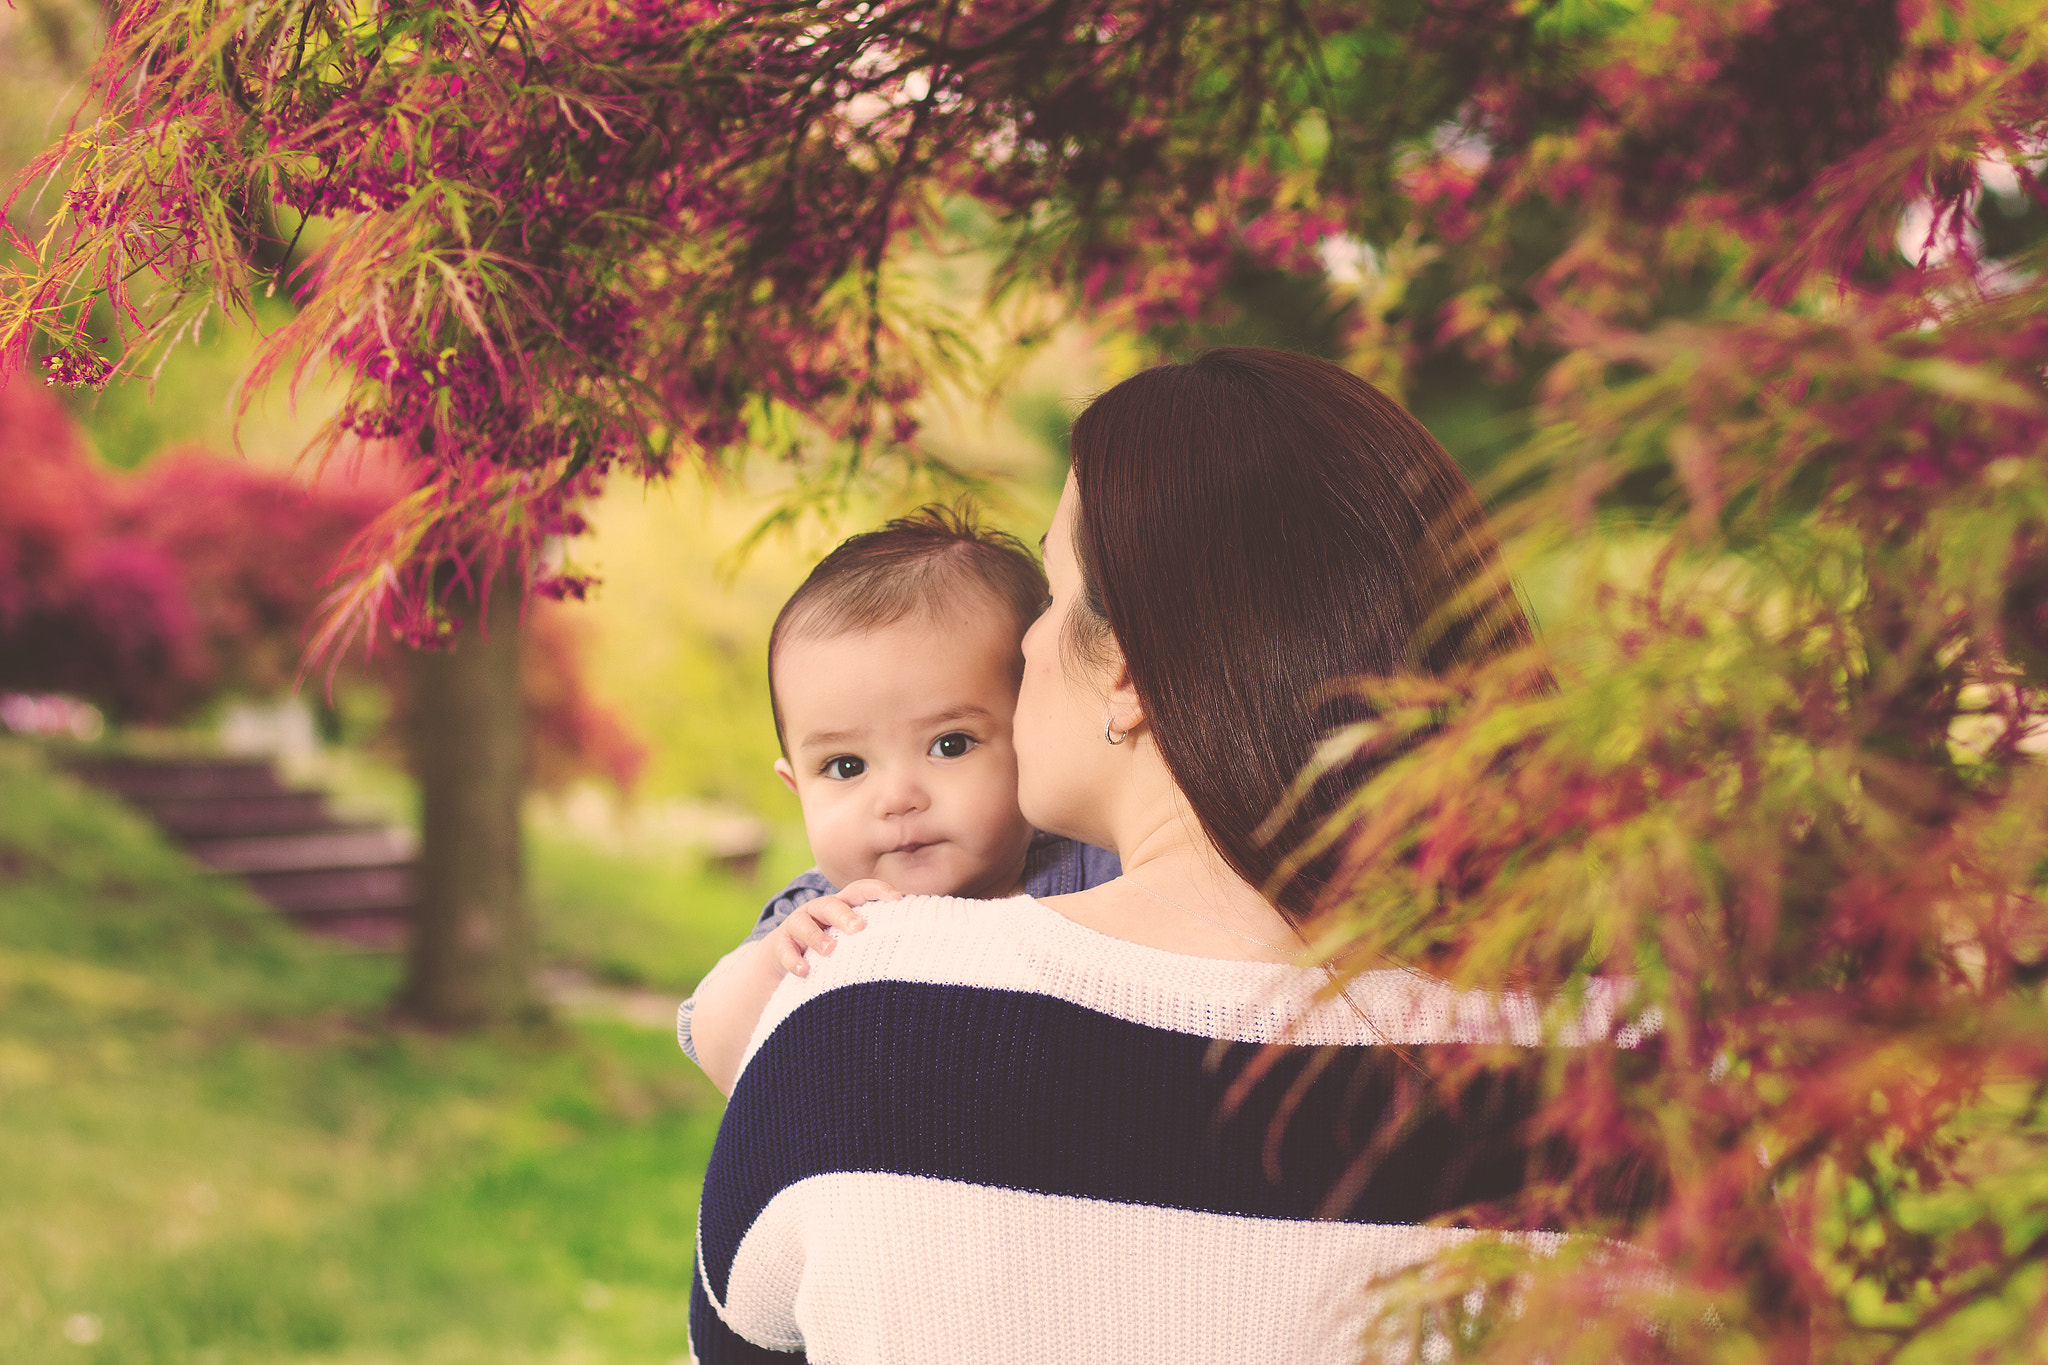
[1105,663,1146,737]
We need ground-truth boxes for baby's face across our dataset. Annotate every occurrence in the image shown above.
[772,607,1036,899]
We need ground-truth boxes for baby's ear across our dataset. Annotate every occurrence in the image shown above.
[773,757,799,795]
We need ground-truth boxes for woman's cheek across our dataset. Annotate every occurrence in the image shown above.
[1011,674,1041,756]
[1019,634,1065,747]
[1011,707,1045,823]
[1017,707,1076,832]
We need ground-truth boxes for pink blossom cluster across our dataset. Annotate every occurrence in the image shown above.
[7,0,1360,650]
[38,347,114,390]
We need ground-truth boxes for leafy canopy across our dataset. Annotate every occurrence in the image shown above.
[7,2,2048,1360]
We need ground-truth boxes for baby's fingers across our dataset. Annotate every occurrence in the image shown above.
[772,890,887,977]
[770,928,812,977]
[806,896,871,939]
[834,878,903,907]
[772,915,832,975]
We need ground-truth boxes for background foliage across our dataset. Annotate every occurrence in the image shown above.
[5,0,2048,1361]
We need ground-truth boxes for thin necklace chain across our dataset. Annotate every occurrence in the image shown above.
[1121,876,1295,957]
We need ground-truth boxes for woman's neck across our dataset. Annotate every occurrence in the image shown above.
[1050,797,1302,962]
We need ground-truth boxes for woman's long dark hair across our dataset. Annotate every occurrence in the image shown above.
[1067,347,1533,925]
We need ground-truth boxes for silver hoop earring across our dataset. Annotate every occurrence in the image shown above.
[1104,717,1128,746]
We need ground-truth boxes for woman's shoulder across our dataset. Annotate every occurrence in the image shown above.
[755,892,1046,1009]
[748,894,1376,1058]
[757,892,1656,1056]
[860,891,1038,928]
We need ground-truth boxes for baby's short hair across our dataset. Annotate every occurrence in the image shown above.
[768,502,1049,754]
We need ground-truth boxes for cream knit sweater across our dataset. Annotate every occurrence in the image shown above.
[690,894,1651,1364]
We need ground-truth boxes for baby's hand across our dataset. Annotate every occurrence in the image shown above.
[765,878,901,977]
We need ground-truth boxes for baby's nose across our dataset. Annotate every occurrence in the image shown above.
[872,768,927,817]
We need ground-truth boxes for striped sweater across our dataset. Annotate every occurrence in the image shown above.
[690,894,1651,1364]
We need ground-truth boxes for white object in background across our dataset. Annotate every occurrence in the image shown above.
[218,696,321,763]
[0,693,105,741]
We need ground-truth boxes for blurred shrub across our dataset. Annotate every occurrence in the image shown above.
[0,384,211,718]
[103,447,392,701]
[0,384,643,792]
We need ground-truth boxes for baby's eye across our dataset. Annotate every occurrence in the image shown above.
[821,755,866,780]
[929,731,976,760]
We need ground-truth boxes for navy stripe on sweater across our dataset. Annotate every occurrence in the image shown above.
[696,979,1537,1305]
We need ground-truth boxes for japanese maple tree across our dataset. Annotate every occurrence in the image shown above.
[5,0,2045,1359]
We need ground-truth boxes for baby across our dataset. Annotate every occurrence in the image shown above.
[679,503,1119,1091]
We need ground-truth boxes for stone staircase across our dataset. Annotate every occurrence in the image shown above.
[66,754,415,949]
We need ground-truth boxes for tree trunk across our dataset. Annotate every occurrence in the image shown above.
[397,574,538,1027]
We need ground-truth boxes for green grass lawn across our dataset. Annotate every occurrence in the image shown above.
[527,816,812,996]
[0,740,778,1365]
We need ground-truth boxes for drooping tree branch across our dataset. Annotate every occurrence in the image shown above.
[7,3,2048,1357]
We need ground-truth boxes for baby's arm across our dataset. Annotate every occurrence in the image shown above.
[677,871,838,1070]
[689,880,898,1095]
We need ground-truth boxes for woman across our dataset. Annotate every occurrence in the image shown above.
[690,348,1582,1365]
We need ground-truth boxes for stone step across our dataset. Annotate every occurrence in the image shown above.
[65,753,415,947]
[67,756,289,802]
[147,792,338,839]
[187,827,418,876]
[242,864,415,916]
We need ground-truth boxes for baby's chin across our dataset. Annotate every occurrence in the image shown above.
[840,844,1003,898]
